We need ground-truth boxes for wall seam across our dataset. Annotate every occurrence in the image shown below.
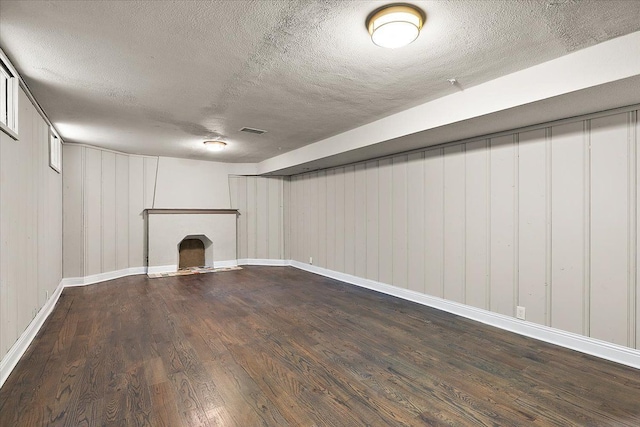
[628,110,637,348]
[546,127,553,327]
[584,119,592,337]
[486,140,492,310]
[462,145,467,304]
[514,133,520,316]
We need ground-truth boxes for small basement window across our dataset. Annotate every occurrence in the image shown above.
[0,56,19,139]
[49,129,61,173]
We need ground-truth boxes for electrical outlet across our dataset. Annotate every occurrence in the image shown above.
[309,256,313,265]
[516,306,526,320]
[45,290,49,300]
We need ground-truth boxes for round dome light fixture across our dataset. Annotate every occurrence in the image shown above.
[204,140,227,152]
[366,4,425,49]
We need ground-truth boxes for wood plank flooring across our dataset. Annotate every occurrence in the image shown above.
[1,266,639,426]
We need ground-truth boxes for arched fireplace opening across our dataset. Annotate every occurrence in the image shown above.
[178,238,205,269]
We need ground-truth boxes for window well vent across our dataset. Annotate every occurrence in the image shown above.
[240,127,267,135]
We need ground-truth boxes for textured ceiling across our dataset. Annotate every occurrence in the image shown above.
[1,0,640,162]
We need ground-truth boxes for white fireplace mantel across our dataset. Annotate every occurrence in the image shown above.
[145,208,238,274]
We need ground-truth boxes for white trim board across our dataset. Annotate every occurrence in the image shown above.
[0,280,65,388]
[237,258,290,266]
[288,260,640,370]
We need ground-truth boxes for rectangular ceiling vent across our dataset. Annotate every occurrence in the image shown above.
[240,127,267,135]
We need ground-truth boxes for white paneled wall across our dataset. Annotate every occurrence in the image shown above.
[289,109,639,350]
[0,88,62,358]
[229,176,286,260]
[62,145,158,278]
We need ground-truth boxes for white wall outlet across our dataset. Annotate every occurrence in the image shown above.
[309,256,313,265]
[45,290,49,300]
[516,306,526,320]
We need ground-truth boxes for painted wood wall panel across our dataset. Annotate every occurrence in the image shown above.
[128,156,145,268]
[84,148,102,276]
[115,155,129,270]
[101,152,117,273]
[268,177,283,259]
[550,121,586,335]
[344,166,356,276]
[590,113,630,346]
[518,129,548,325]
[378,159,393,285]
[424,149,444,298]
[317,171,327,268]
[285,108,639,350]
[256,177,268,259]
[443,146,465,303]
[62,145,84,278]
[326,170,336,271]
[490,136,516,316]
[334,168,346,273]
[465,140,489,310]
[354,164,367,278]
[407,152,425,294]
[365,161,379,281]
[392,156,408,289]
[1,88,62,359]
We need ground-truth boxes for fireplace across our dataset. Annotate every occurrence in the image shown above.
[145,208,238,275]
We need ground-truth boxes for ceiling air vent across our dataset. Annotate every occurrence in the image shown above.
[240,127,267,135]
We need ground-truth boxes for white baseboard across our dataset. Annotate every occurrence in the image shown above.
[215,259,239,268]
[61,266,148,287]
[238,258,290,266]
[146,265,177,275]
[0,280,65,388]
[289,260,640,370]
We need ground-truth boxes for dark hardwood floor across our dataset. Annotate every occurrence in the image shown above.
[1,266,639,426]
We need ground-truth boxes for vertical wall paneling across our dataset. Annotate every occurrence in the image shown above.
[378,159,393,285]
[407,152,425,294]
[590,113,630,346]
[62,145,84,277]
[128,156,145,268]
[344,166,356,275]
[518,129,548,325]
[285,107,640,351]
[283,177,291,261]
[143,157,158,209]
[326,169,336,270]
[465,140,489,310]
[551,121,586,334]
[101,151,116,273]
[256,177,268,259]
[489,135,516,316]
[1,88,63,359]
[392,156,408,288]
[424,149,444,298]
[636,110,640,350]
[84,148,102,276]
[334,168,346,272]
[443,145,465,302]
[317,171,327,268]
[629,111,637,349]
[365,161,379,281]
[354,164,367,278]
[115,154,129,270]
[269,178,282,259]
[246,177,258,258]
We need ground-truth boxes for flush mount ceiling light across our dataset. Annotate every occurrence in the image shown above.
[366,4,425,49]
[203,140,227,152]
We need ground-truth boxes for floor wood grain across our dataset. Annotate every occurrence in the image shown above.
[1,266,639,426]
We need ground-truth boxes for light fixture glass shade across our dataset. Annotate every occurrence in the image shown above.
[367,5,424,48]
[204,140,227,151]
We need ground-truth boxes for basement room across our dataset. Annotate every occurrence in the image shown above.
[1,0,640,425]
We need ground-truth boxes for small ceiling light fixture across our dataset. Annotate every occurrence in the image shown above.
[204,140,227,152]
[366,4,425,49]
